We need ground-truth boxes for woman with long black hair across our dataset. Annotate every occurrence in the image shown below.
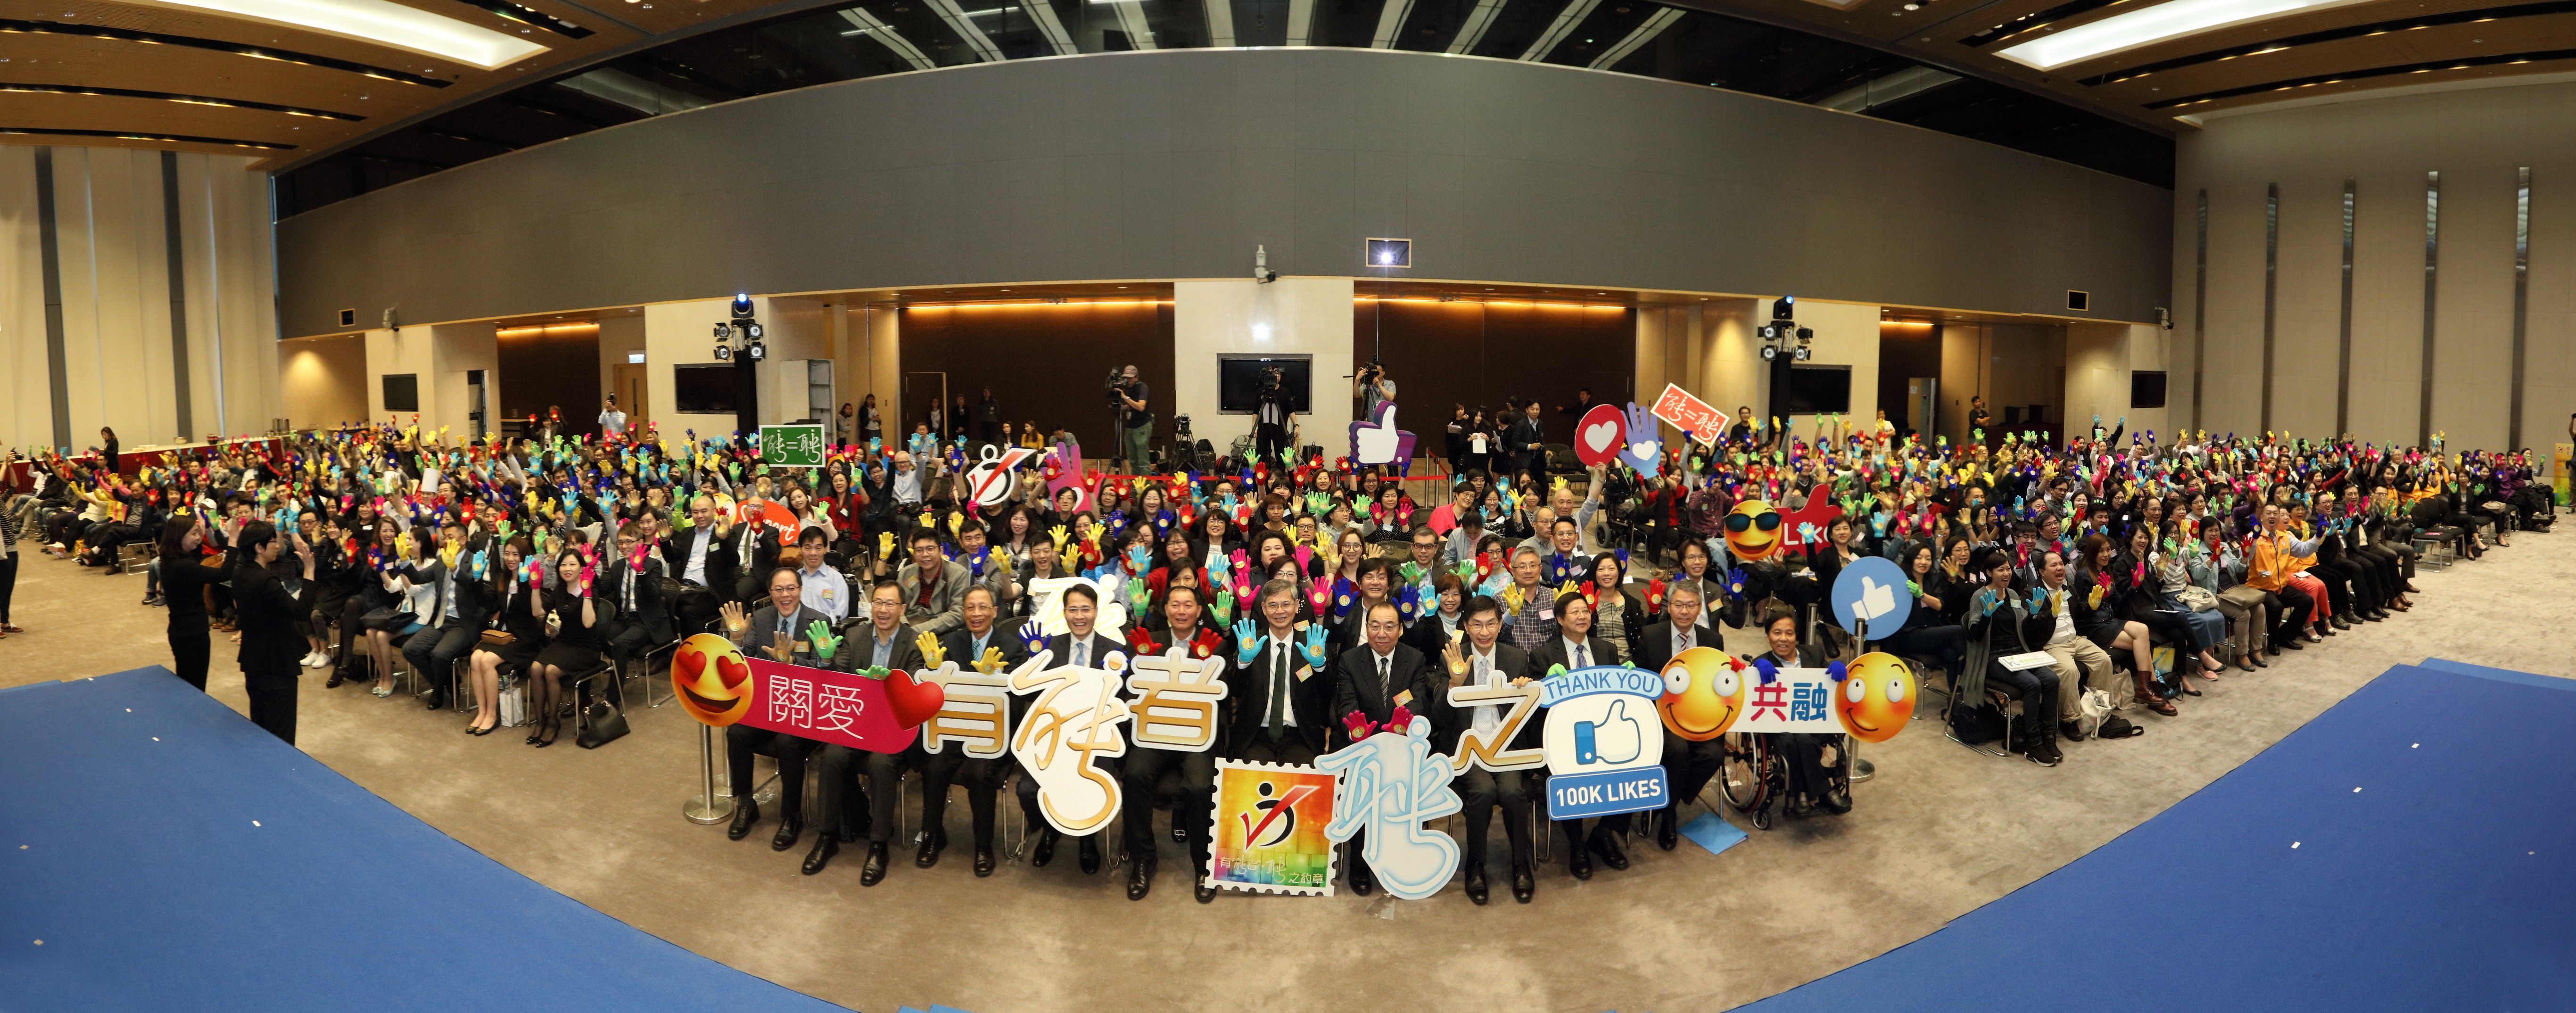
[157,515,235,692]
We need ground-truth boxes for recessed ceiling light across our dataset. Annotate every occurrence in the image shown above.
[139,0,548,68]
[1999,0,2368,71]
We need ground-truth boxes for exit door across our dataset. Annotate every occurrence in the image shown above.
[1907,377,1937,441]
[614,363,648,435]
[466,369,487,441]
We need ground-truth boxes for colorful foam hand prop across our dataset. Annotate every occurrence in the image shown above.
[808,621,843,662]
[973,646,1007,675]
[1209,590,1234,625]
[916,630,947,667]
[1016,619,1049,654]
[879,531,896,558]
[1826,659,1849,683]
[1618,403,1663,478]
[1751,655,1780,684]
[1341,710,1378,740]
[1300,624,1329,669]
[1126,544,1152,573]
[1232,618,1264,665]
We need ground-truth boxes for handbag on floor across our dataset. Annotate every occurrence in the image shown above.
[577,700,629,749]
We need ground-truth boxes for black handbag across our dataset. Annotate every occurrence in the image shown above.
[577,700,629,749]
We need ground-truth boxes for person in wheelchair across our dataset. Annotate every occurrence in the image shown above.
[1742,605,1851,819]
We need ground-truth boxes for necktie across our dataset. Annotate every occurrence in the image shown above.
[1575,642,1590,668]
[1266,647,1286,741]
[1074,642,1088,668]
[1677,631,1691,656]
[1377,655,1391,698]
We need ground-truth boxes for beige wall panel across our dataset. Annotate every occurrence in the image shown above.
[2200,182,2267,438]
[0,146,51,452]
[2347,171,2428,446]
[2431,166,2518,453]
[2271,176,2343,439]
[281,335,368,429]
[49,146,109,447]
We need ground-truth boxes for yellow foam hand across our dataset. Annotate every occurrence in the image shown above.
[973,646,1006,675]
[439,541,461,568]
[1048,525,1070,553]
[2087,584,2106,609]
[1556,580,1583,601]
[395,531,413,561]
[1552,476,1569,495]
[917,509,933,530]
[990,548,1011,574]
[947,511,964,535]
[878,531,896,557]
[916,631,947,667]
[1499,583,1525,615]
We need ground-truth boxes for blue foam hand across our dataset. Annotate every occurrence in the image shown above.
[1618,402,1663,478]
[1301,624,1328,669]
[1827,659,1848,683]
[1797,521,1819,544]
[1017,618,1048,654]
[1233,618,1263,666]
[1207,552,1230,588]
[1395,583,1420,621]
[1126,544,1151,572]
[1751,655,1779,684]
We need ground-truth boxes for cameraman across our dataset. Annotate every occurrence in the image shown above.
[1354,361,1395,418]
[1255,367,1298,465]
[1115,364,1154,475]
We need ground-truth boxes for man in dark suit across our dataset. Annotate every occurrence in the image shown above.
[1527,588,1627,880]
[1118,584,1228,904]
[601,519,674,676]
[1022,582,1125,877]
[928,584,1026,878]
[722,568,835,857]
[1440,594,1538,904]
[398,519,489,711]
[1633,581,1723,852]
[661,494,739,636]
[232,521,314,744]
[1227,578,1331,765]
[1329,600,1436,897]
[808,579,925,882]
[726,494,783,605]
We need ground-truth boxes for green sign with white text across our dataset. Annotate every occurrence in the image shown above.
[760,423,826,468]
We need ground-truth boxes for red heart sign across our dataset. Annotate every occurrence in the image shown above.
[715,655,751,690]
[883,668,945,730]
[676,650,707,680]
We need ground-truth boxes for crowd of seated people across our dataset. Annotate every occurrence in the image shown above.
[0,404,2554,904]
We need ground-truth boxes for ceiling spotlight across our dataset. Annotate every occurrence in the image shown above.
[1793,346,1812,361]
[712,343,732,361]
[1760,324,1778,339]
[746,322,763,340]
[1761,346,1779,361]
[712,322,730,339]
[746,341,767,362]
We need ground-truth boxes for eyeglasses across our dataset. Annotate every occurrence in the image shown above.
[1725,512,1782,533]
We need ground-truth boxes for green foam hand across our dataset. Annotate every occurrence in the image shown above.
[807,620,842,662]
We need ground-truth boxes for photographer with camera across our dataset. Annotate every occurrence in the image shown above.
[1354,360,1395,420]
[1255,366,1299,465]
[1111,364,1154,475]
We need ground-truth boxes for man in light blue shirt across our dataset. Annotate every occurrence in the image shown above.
[792,527,847,623]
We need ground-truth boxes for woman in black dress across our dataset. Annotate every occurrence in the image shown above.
[157,516,236,692]
[463,538,544,736]
[231,520,315,743]
[527,549,603,748]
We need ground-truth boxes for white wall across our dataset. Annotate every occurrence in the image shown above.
[1777,300,1882,433]
[2065,322,2171,442]
[642,295,826,436]
[2179,78,2576,449]
[0,146,274,452]
[281,335,368,429]
[363,322,495,438]
[1172,278,1356,452]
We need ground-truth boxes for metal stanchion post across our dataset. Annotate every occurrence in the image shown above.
[684,723,735,824]
[1849,617,1875,783]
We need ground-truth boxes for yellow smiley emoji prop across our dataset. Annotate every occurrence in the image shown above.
[1837,651,1914,743]
[1723,500,1784,562]
[1656,646,1746,741]
[672,633,755,727]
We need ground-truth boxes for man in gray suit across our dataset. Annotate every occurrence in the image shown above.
[722,567,836,853]
[895,527,970,637]
[808,579,927,883]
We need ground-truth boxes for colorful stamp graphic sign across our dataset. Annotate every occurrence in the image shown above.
[1207,759,1340,895]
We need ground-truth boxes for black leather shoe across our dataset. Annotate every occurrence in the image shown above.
[1031,828,1059,867]
[916,830,945,869]
[1077,836,1101,875]
[974,845,997,878]
[1193,857,1216,904]
[801,834,837,875]
[2283,639,2305,651]
[1819,786,1853,815]
[1655,809,1679,852]
[1511,864,1535,903]
[424,689,446,711]
[324,670,347,689]
[1127,857,1153,900]
[770,814,802,852]
[860,842,889,886]
[1465,865,1490,906]
[1566,845,1592,881]
[2330,615,2352,631]
[1350,866,1376,896]
[1587,832,1629,871]
[727,799,760,841]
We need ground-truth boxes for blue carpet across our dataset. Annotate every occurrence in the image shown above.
[2416,656,2573,693]
[0,667,854,1013]
[1733,663,2576,1013]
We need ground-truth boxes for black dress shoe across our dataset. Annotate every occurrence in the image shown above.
[1077,836,1101,875]
[1465,866,1490,906]
[1127,857,1153,900]
[324,670,346,689]
[1655,809,1679,852]
[2283,639,2305,651]
[1512,864,1535,904]
[424,689,446,711]
[1194,877,1217,904]
[1350,866,1376,896]
[727,799,760,841]
[974,845,997,878]
[802,834,837,875]
[1031,827,1059,867]
[916,830,945,869]
[771,814,803,852]
[1819,786,1853,815]
[860,842,889,886]
[1566,845,1592,881]
[1587,832,1629,872]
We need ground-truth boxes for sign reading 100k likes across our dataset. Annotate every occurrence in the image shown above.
[759,423,826,469]
[1539,666,1669,820]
